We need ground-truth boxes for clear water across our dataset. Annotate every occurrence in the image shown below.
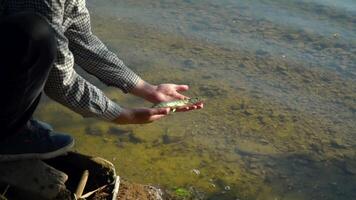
[35,0,356,199]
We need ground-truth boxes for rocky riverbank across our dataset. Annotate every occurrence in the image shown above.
[0,152,166,200]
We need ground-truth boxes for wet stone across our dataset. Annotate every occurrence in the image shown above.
[230,105,240,111]
[310,142,324,154]
[255,49,269,57]
[117,132,143,144]
[259,138,269,145]
[107,126,130,135]
[343,160,356,175]
[85,126,104,136]
[199,85,227,98]
[202,75,213,79]
[128,133,143,144]
[182,59,197,68]
[116,141,126,148]
[162,134,183,144]
[238,63,246,68]
[330,138,348,149]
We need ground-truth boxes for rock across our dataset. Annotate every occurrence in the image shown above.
[128,133,143,144]
[202,75,213,79]
[144,185,164,200]
[255,49,269,57]
[238,63,246,68]
[107,126,130,136]
[191,169,201,175]
[0,160,70,200]
[230,105,239,111]
[0,151,167,200]
[45,152,117,190]
[162,134,182,144]
[85,126,104,136]
[182,59,196,68]
[118,180,164,200]
[343,161,356,175]
[259,138,269,145]
[310,142,324,154]
[330,138,347,149]
[107,127,143,144]
[199,85,227,98]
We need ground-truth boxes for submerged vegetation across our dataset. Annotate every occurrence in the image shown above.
[35,1,355,199]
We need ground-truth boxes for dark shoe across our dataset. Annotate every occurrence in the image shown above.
[30,119,54,131]
[0,120,74,161]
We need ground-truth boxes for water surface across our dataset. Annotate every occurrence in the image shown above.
[36,0,356,199]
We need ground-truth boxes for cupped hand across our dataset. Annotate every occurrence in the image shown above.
[114,107,170,124]
[150,84,204,112]
[130,80,203,112]
[148,83,189,103]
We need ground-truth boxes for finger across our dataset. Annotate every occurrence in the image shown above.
[149,114,168,121]
[195,103,204,109]
[173,92,188,100]
[175,107,191,112]
[175,103,203,112]
[150,108,170,115]
[175,85,189,92]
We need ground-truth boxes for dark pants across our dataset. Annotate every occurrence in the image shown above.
[0,13,57,138]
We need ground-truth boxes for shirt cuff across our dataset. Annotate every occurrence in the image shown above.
[102,99,122,121]
[116,69,142,94]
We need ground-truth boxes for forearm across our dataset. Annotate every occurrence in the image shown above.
[45,70,122,121]
[66,5,141,94]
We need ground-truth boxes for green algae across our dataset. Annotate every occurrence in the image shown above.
[174,188,190,198]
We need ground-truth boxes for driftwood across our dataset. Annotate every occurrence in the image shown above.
[75,170,89,198]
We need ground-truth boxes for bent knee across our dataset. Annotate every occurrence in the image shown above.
[7,12,57,58]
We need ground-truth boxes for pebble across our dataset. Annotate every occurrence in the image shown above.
[259,139,269,145]
[333,33,340,38]
[224,186,231,191]
[191,169,201,175]
[85,126,103,136]
[182,59,196,68]
[344,162,356,175]
[107,126,129,135]
[330,139,347,149]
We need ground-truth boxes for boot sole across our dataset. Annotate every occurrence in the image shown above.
[0,139,74,162]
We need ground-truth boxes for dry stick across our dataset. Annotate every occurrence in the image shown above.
[112,176,121,200]
[0,185,10,200]
[2,185,9,196]
[75,170,89,198]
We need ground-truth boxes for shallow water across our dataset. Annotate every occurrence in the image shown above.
[35,0,355,199]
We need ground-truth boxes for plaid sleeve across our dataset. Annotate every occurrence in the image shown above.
[41,0,123,121]
[4,0,135,121]
[65,0,141,93]
[44,28,123,121]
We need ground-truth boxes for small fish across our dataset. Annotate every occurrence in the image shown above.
[152,97,204,112]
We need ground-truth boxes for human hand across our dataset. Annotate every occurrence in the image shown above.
[130,80,203,112]
[114,107,170,124]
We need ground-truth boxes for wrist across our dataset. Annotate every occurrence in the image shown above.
[130,79,157,102]
[113,108,132,124]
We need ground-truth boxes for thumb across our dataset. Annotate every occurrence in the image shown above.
[175,85,189,92]
[150,108,170,115]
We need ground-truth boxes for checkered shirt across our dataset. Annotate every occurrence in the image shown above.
[0,0,141,121]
